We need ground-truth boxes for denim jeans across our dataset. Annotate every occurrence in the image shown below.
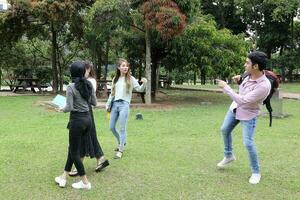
[220,109,260,173]
[109,100,130,151]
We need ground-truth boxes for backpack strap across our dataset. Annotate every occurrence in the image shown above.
[237,72,249,85]
[264,96,273,127]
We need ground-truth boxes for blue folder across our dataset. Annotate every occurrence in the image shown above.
[51,94,66,109]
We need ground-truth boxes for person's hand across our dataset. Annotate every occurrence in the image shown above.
[232,75,241,84]
[105,105,111,112]
[141,77,147,84]
[55,107,63,112]
[216,79,228,88]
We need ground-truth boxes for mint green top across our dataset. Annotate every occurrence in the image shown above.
[106,76,146,108]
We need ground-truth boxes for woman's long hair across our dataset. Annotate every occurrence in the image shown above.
[112,58,131,95]
[70,61,93,101]
[84,60,97,79]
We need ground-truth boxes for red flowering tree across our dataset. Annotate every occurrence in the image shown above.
[140,0,186,103]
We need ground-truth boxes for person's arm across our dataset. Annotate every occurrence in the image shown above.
[90,87,97,106]
[105,93,114,111]
[218,79,270,105]
[105,79,115,111]
[89,78,97,92]
[224,85,269,105]
[132,76,146,92]
[61,86,74,112]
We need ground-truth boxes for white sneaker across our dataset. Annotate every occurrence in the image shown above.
[55,176,66,188]
[249,173,261,184]
[72,180,91,190]
[217,155,236,168]
[114,151,123,159]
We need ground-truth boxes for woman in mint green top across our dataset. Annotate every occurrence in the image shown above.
[106,58,147,159]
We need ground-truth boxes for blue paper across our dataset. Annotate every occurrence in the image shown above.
[51,94,66,109]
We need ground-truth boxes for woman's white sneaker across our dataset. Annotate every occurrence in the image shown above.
[72,180,91,190]
[249,173,261,184]
[217,155,236,168]
[55,176,66,188]
[114,151,123,159]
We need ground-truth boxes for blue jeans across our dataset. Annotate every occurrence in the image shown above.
[109,100,130,151]
[220,110,260,173]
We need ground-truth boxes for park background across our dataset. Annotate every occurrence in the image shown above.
[0,0,300,199]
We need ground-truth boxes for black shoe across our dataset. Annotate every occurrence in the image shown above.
[95,160,109,172]
[69,168,79,177]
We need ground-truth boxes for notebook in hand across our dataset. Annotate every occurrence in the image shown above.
[51,94,66,109]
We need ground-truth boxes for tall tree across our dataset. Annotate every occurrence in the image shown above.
[201,0,247,34]
[164,15,249,84]
[235,0,300,57]
[85,0,131,81]
[1,0,92,92]
[140,0,187,103]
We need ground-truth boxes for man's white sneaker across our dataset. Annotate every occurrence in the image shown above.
[55,176,66,188]
[217,155,236,168]
[72,180,91,190]
[249,173,261,184]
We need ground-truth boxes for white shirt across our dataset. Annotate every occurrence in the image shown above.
[87,78,97,93]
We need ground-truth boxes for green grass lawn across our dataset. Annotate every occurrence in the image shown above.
[280,82,300,93]
[0,91,300,200]
[174,82,300,94]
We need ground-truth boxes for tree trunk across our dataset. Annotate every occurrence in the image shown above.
[138,59,142,79]
[291,13,294,49]
[104,39,110,81]
[145,29,152,104]
[57,50,63,93]
[266,47,272,59]
[280,66,286,83]
[97,46,102,80]
[151,58,158,96]
[287,69,293,82]
[279,46,286,83]
[193,70,197,85]
[218,1,225,29]
[155,63,160,92]
[51,22,58,93]
[0,67,2,90]
[200,66,206,85]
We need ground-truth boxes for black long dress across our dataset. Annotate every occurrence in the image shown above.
[80,104,104,158]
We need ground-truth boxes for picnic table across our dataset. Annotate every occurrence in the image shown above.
[158,75,171,88]
[11,78,47,93]
[98,80,112,97]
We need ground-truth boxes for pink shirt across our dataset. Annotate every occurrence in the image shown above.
[223,74,271,120]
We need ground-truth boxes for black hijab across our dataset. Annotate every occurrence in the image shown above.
[70,61,92,101]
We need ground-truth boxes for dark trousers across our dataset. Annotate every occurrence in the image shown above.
[64,112,91,176]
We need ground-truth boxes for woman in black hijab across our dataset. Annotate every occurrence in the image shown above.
[55,61,97,190]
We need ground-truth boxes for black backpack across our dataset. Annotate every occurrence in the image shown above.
[237,70,280,127]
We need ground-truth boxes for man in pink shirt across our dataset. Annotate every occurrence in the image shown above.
[217,51,271,184]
